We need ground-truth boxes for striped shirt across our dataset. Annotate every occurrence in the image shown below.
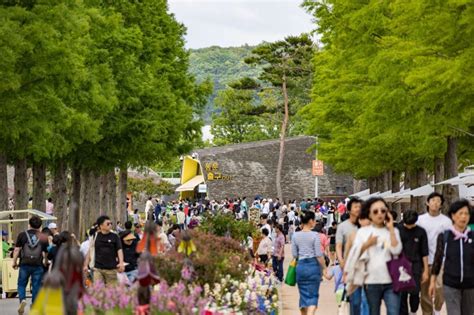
[291,231,323,259]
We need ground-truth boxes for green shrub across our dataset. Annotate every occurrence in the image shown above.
[155,230,251,286]
[198,213,257,242]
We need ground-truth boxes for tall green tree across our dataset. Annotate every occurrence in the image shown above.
[245,34,314,201]
[302,0,474,206]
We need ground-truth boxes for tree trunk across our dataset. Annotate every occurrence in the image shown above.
[442,136,459,211]
[416,168,428,213]
[276,74,289,202]
[376,174,384,192]
[32,162,46,212]
[100,173,109,216]
[401,170,411,212]
[391,171,401,193]
[91,172,100,225]
[383,171,391,192]
[391,171,401,215]
[107,170,117,223]
[0,154,8,211]
[117,168,128,223]
[69,168,81,237]
[79,169,90,239]
[14,159,29,236]
[53,160,68,231]
[368,177,377,193]
[434,157,444,194]
[408,169,419,211]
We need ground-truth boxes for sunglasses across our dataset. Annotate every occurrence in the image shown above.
[371,208,387,215]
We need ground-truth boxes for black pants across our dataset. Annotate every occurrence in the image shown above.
[400,273,421,315]
[259,254,269,264]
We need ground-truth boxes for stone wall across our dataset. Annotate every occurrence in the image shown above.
[196,137,355,201]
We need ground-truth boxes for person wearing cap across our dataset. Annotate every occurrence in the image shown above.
[120,230,139,282]
[48,222,59,236]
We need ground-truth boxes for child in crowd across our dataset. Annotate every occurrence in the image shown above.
[325,261,345,309]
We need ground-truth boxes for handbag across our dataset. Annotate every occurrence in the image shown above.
[284,259,297,286]
[386,252,416,293]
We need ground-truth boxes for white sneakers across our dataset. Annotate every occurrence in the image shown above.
[18,300,27,315]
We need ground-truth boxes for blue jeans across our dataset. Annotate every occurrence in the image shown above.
[350,287,362,315]
[125,269,138,283]
[18,264,44,303]
[272,256,284,282]
[365,284,400,315]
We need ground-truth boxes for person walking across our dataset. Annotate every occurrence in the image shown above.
[291,211,328,315]
[398,210,429,315]
[83,215,125,285]
[347,197,402,315]
[429,199,474,315]
[12,215,48,314]
[120,230,139,283]
[336,197,363,315]
[176,208,186,230]
[328,221,337,263]
[272,224,285,282]
[145,197,154,221]
[257,228,272,265]
[417,192,452,315]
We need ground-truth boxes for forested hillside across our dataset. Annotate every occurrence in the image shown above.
[189,45,261,122]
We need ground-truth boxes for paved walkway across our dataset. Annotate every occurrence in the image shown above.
[280,244,447,315]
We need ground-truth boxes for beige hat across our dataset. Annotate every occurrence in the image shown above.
[123,233,136,241]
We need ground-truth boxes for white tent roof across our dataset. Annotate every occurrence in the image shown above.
[399,184,434,197]
[379,190,392,198]
[175,175,204,192]
[436,173,474,186]
[385,189,412,203]
[361,191,380,201]
[350,189,370,198]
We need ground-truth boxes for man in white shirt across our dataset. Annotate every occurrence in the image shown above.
[144,197,154,221]
[262,199,270,215]
[335,197,362,314]
[417,192,451,315]
[176,209,186,230]
[288,207,296,223]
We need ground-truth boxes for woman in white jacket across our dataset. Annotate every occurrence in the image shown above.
[349,197,402,315]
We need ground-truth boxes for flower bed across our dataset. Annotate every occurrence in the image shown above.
[79,281,209,315]
[155,230,251,286]
[79,268,278,315]
[79,230,279,314]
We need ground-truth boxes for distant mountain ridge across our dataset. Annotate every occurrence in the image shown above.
[188,45,261,122]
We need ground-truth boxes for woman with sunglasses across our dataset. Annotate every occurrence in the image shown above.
[349,197,402,315]
[429,199,474,315]
[291,211,328,315]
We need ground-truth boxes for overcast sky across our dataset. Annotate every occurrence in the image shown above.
[168,0,314,49]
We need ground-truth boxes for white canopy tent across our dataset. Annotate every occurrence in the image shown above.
[400,184,434,197]
[350,189,370,198]
[379,190,393,198]
[384,189,411,203]
[361,191,380,201]
[436,173,474,186]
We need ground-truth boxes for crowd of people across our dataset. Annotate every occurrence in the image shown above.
[4,192,474,315]
[286,193,474,315]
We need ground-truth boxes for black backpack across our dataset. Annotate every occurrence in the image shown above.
[21,230,43,265]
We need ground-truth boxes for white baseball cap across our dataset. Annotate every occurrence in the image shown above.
[48,223,57,229]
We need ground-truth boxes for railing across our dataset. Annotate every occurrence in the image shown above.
[156,171,181,178]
